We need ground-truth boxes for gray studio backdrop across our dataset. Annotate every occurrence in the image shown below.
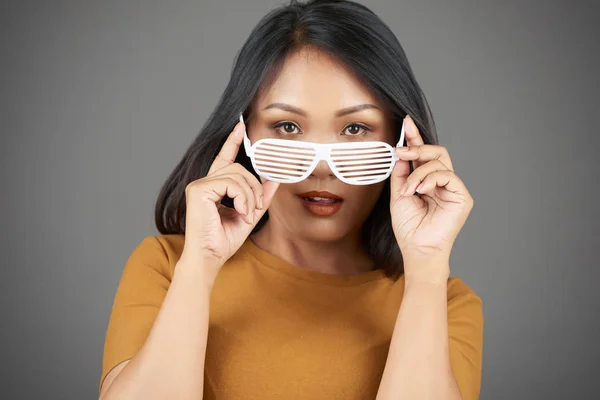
[2,0,598,399]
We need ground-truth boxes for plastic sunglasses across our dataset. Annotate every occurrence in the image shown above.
[241,114,404,185]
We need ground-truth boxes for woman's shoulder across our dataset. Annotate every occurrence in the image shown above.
[129,234,256,277]
[447,276,479,298]
[153,234,186,258]
[446,276,483,312]
[132,234,185,259]
[126,234,185,279]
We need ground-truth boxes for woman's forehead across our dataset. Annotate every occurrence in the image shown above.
[254,48,383,115]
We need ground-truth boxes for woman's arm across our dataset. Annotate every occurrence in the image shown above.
[376,260,464,400]
[100,259,219,400]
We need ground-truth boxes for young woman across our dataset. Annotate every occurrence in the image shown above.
[99,1,483,399]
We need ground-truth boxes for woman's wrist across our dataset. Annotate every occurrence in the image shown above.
[402,256,450,287]
[174,255,222,292]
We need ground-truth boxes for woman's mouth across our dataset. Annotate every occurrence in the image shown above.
[297,191,344,217]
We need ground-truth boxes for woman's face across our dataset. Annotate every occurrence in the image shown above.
[247,47,396,242]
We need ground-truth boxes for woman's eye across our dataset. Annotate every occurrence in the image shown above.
[273,122,301,135]
[343,123,369,136]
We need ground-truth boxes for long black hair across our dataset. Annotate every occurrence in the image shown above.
[155,0,438,280]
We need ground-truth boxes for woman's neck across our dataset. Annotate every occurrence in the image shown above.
[250,220,374,276]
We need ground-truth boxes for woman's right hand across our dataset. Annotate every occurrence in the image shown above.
[179,119,279,273]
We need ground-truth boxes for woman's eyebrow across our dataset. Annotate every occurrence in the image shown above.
[335,104,381,117]
[262,103,381,117]
[263,103,307,116]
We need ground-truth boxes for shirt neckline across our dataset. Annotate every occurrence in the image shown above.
[239,237,387,287]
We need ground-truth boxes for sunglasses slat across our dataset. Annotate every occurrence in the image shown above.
[354,176,385,182]
[256,166,306,176]
[254,149,315,162]
[255,159,310,171]
[336,163,392,172]
[255,156,312,167]
[332,153,394,162]
[262,172,303,181]
[330,147,390,155]
[333,158,393,167]
[342,168,391,178]
[257,143,316,156]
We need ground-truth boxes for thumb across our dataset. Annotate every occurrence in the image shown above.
[248,180,280,224]
[261,180,280,208]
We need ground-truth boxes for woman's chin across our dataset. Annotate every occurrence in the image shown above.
[292,221,353,243]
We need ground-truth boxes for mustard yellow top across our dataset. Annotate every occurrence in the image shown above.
[101,235,483,399]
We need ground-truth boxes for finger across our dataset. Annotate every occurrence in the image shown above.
[394,144,454,171]
[198,177,250,220]
[218,173,257,224]
[403,115,425,168]
[229,163,265,209]
[413,170,469,198]
[390,159,411,201]
[400,159,450,196]
[249,180,280,224]
[208,119,245,175]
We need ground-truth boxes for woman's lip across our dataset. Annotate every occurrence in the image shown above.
[299,197,343,217]
[296,191,343,200]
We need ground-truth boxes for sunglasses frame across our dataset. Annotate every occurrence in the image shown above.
[240,114,405,185]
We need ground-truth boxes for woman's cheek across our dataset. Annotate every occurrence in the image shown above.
[345,186,378,212]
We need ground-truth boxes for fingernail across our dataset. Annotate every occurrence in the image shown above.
[258,195,264,209]
[415,182,424,193]
[404,115,413,131]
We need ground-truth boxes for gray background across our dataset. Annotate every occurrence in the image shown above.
[1,0,598,398]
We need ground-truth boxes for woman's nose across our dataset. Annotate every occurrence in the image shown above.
[310,159,336,180]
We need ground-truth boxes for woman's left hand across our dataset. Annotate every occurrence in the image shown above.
[390,115,473,279]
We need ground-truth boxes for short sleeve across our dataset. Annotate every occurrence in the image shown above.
[447,278,484,400]
[99,236,172,393]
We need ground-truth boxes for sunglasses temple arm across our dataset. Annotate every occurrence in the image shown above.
[239,113,253,155]
[242,131,253,156]
[395,120,405,147]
